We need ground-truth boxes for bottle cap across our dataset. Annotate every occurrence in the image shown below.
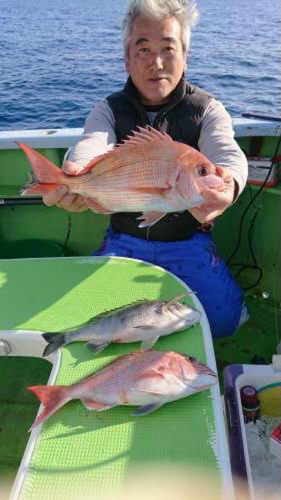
[240,385,259,408]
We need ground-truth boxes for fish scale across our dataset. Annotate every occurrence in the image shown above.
[84,190,178,213]
[78,158,174,189]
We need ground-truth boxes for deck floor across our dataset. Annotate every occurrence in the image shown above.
[0,358,51,499]
[214,292,280,387]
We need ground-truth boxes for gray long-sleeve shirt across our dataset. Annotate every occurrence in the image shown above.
[67,96,248,198]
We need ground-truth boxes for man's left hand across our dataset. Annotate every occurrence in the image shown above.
[189,167,236,223]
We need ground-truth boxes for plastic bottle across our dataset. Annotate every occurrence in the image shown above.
[240,385,260,423]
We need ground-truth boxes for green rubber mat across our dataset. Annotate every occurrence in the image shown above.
[0,257,228,499]
[214,292,281,389]
[0,356,51,495]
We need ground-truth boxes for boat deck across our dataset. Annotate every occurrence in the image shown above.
[215,292,280,385]
[0,121,280,498]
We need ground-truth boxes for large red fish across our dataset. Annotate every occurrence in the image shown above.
[28,350,217,430]
[19,127,225,227]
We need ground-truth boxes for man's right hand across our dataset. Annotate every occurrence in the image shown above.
[42,160,89,212]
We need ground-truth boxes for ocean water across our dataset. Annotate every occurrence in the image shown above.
[0,0,280,131]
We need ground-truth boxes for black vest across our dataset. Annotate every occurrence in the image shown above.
[107,76,213,242]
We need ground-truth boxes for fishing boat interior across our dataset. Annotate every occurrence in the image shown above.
[0,114,280,500]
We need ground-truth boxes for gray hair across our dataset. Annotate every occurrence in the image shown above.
[122,0,199,56]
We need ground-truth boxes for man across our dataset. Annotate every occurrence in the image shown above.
[43,0,248,337]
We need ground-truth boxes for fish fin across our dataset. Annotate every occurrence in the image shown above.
[68,127,172,179]
[21,180,58,196]
[72,152,110,176]
[140,336,159,349]
[166,165,182,188]
[82,300,150,325]
[166,292,191,304]
[83,197,115,214]
[137,211,167,228]
[119,126,172,147]
[132,403,163,416]
[86,340,109,354]
[17,142,64,194]
[42,332,66,357]
[81,400,116,411]
[27,385,68,430]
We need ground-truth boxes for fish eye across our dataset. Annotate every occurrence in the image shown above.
[197,166,209,177]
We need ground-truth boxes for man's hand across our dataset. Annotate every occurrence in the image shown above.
[189,167,236,223]
[42,160,89,212]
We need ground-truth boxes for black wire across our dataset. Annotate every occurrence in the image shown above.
[233,210,263,290]
[230,211,263,290]
[234,264,263,290]
[227,133,281,267]
[248,211,260,268]
[227,133,281,290]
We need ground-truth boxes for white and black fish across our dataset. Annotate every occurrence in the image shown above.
[42,294,201,357]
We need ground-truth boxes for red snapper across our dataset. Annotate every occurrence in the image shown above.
[19,127,225,227]
[28,349,217,430]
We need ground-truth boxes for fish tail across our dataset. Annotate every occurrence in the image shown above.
[42,332,66,357]
[27,385,68,430]
[17,142,64,195]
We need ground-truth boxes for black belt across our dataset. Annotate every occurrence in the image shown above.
[110,211,202,242]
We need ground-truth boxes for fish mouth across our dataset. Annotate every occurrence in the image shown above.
[215,165,224,177]
[203,368,217,379]
[206,177,225,191]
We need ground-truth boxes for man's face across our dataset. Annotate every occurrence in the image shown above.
[125,16,186,105]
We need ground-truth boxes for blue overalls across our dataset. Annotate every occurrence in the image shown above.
[93,227,247,338]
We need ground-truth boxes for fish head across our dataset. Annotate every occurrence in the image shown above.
[165,301,201,327]
[175,148,225,207]
[180,355,218,391]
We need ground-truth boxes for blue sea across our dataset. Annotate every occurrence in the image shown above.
[0,0,280,131]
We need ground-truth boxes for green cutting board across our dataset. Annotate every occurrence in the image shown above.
[0,257,225,499]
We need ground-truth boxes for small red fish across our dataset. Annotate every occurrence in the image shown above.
[28,350,217,430]
[19,127,225,227]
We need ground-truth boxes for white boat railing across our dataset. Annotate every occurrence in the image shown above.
[0,118,280,150]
